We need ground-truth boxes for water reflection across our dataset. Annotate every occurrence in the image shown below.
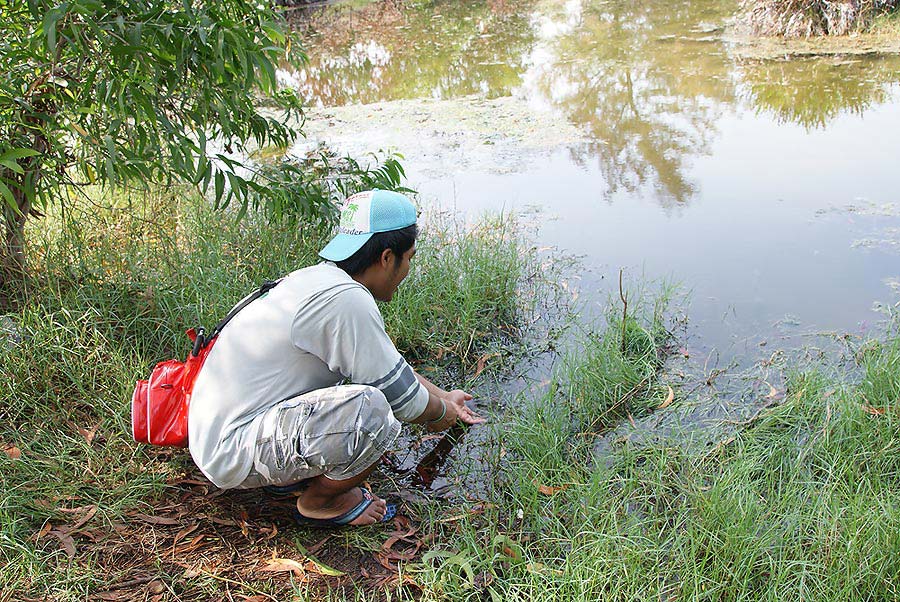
[739,55,900,129]
[524,0,736,203]
[286,0,539,106]
[290,0,900,204]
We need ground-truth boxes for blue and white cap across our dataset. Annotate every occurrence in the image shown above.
[319,190,417,261]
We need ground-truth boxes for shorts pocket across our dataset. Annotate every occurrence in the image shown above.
[253,401,312,482]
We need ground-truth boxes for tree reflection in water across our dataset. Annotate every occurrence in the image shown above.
[286,0,539,106]
[290,0,900,206]
[524,0,736,204]
[738,54,900,129]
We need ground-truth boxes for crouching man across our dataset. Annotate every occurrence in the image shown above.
[188,190,483,526]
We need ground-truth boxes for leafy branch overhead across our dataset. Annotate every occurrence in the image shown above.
[0,0,305,271]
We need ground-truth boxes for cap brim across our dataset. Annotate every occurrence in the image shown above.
[318,232,375,261]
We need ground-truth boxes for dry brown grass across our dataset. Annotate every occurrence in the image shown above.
[742,0,899,36]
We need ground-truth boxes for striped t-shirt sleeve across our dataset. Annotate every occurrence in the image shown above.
[367,357,428,420]
[291,285,429,422]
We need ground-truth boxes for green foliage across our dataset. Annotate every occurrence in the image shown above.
[0,0,305,270]
[250,149,412,226]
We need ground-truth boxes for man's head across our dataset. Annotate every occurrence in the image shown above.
[319,190,418,301]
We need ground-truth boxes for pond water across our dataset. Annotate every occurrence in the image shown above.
[283,0,900,369]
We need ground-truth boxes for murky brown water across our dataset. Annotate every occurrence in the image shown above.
[279,0,900,492]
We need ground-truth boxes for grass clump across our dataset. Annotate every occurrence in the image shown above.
[0,188,536,599]
[383,212,531,367]
[742,0,900,36]
[411,296,900,601]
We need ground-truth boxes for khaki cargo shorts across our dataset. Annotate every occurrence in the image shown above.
[237,384,401,489]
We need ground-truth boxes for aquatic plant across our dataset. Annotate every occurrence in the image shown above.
[742,0,900,37]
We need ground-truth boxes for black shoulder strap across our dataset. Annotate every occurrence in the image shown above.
[191,279,280,356]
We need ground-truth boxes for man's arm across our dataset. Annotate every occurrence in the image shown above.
[410,371,484,432]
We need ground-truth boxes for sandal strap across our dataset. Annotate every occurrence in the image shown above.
[331,488,374,525]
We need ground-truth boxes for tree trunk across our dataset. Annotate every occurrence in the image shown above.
[0,184,29,303]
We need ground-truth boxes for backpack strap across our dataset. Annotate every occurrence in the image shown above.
[191,279,280,357]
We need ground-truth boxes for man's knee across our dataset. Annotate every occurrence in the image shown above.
[309,385,400,481]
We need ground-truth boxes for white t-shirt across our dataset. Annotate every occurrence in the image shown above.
[188,262,428,489]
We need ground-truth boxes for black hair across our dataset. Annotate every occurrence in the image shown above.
[335,224,418,276]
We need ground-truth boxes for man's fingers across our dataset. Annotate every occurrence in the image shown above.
[458,408,486,425]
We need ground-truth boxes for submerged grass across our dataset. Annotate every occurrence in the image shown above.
[407,295,900,601]
[0,188,539,599]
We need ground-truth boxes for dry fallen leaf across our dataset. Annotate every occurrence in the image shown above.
[657,386,675,410]
[94,591,131,601]
[132,513,180,526]
[3,445,21,460]
[175,533,207,555]
[473,352,501,379]
[33,522,53,542]
[50,529,76,558]
[78,424,100,445]
[259,523,278,541]
[535,481,569,496]
[304,558,345,577]
[70,505,98,530]
[374,552,397,572]
[259,557,306,575]
[173,523,199,545]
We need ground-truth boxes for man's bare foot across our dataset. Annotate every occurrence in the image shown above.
[296,487,388,526]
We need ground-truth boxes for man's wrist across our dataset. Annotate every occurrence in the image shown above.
[428,398,447,424]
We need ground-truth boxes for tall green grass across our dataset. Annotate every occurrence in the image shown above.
[383,212,528,366]
[406,290,900,601]
[0,189,537,598]
[408,297,900,601]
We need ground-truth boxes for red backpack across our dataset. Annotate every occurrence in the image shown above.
[131,280,279,447]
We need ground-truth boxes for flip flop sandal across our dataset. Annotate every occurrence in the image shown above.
[263,481,308,495]
[294,487,396,528]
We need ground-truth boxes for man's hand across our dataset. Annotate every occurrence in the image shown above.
[427,390,485,432]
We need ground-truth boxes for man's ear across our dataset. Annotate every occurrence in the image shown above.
[380,248,394,267]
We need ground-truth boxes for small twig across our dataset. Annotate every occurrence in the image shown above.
[579,375,651,436]
[618,268,628,356]
[701,435,736,461]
